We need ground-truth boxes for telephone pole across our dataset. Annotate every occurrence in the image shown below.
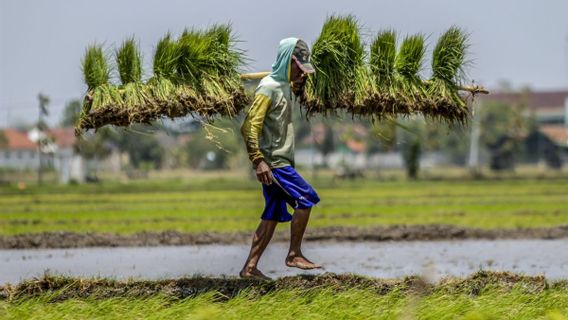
[467,101,481,175]
[37,93,49,185]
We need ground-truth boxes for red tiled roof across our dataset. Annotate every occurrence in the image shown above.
[0,129,36,150]
[1,128,77,150]
[479,90,568,112]
[47,127,76,148]
[539,125,568,146]
[346,139,366,153]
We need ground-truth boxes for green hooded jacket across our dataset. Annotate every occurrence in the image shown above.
[240,37,300,168]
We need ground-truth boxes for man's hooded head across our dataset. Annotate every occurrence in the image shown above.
[270,38,314,83]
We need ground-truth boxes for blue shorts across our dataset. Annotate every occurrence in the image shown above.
[261,166,320,222]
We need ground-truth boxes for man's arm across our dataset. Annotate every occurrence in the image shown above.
[240,93,273,184]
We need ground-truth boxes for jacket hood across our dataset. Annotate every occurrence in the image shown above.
[269,37,298,83]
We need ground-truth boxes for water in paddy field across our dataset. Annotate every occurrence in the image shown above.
[2,240,568,285]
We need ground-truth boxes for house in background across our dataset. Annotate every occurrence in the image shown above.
[48,127,86,183]
[480,90,567,125]
[0,129,40,170]
[479,90,568,164]
[0,128,87,183]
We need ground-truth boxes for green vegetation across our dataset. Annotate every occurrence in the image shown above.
[82,44,110,89]
[370,30,397,87]
[302,16,475,124]
[2,272,568,319]
[370,29,397,112]
[306,15,368,112]
[116,37,143,85]
[77,24,247,132]
[1,177,567,236]
[394,34,427,112]
[80,44,122,115]
[115,38,149,110]
[78,16,480,133]
[428,26,470,123]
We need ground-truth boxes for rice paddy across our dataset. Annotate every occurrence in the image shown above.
[1,177,567,237]
[2,177,566,316]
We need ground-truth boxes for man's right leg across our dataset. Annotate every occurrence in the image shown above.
[285,207,321,270]
[240,219,278,279]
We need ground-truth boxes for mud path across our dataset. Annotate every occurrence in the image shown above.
[2,224,568,249]
[2,239,568,285]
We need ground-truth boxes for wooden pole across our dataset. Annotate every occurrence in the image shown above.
[239,71,490,95]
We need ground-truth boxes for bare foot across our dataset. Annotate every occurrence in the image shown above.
[285,255,322,270]
[239,267,272,280]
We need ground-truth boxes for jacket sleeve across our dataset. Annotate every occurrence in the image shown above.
[240,93,272,166]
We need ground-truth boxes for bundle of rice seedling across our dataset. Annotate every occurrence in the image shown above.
[148,33,180,113]
[144,25,247,121]
[393,34,427,113]
[116,37,143,84]
[116,38,149,108]
[370,30,397,87]
[78,44,125,132]
[427,26,470,124]
[76,25,248,134]
[368,30,398,115]
[302,15,370,115]
[153,33,179,80]
[75,19,482,134]
[175,25,246,118]
[83,45,110,90]
[115,38,155,124]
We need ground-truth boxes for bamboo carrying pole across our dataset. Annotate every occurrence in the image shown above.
[240,71,490,95]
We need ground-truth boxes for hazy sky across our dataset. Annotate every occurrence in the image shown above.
[1,0,568,127]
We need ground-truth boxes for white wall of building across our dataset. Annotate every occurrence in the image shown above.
[296,148,450,170]
[0,149,39,170]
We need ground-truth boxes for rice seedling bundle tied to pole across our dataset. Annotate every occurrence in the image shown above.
[76,16,487,134]
[77,24,247,134]
[298,15,487,124]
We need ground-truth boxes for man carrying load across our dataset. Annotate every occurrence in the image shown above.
[240,38,321,279]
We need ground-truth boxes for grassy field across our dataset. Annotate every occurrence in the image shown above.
[1,175,568,236]
[2,272,568,319]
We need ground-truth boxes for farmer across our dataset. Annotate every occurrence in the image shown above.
[239,38,321,279]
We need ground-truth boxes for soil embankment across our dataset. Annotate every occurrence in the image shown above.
[2,224,568,249]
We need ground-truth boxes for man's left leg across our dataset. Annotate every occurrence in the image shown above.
[240,219,278,279]
[285,207,321,269]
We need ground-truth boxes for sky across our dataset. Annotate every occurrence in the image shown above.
[1,0,568,127]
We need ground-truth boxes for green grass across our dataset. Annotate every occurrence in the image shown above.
[4,289,566,320]
[1,177,567,236]
[2,276,568,319]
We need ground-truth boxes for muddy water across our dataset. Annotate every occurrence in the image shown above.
[2,240,568,285]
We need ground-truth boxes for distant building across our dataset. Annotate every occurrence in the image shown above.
[0,129,39,170]
[478,89,568,164]
[478,89,568,125]
[0,127,86,183]
[48,127,86,183]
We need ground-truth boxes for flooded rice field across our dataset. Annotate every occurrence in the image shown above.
[2,239,568,285]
